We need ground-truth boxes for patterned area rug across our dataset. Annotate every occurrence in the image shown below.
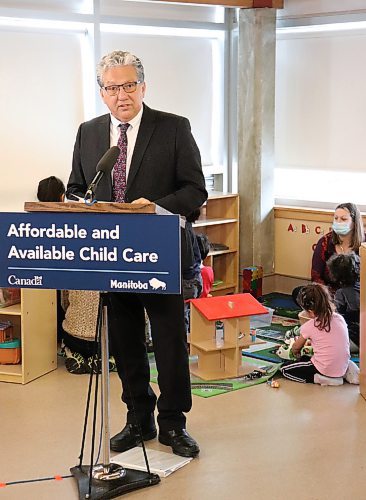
[255,314,299,343]
[150,355,282,398]
[259,292,301,319]
[243,345,285,364]
[248,292,301,359]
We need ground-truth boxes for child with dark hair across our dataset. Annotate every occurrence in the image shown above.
[37,176,65,202]
[184,209,203,300]
[182,209,203,333]
[281,283,359,386]
[327,253,360,348]
[196,233,214,298]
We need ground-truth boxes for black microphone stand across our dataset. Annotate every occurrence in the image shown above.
[70,292,160,499]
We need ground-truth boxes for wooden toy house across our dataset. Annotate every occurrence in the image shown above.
[189,293,268,380]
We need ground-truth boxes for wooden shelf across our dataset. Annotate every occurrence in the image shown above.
[212,282,236,291]
[209,249,237,256]
[193,192,239,296]
[0,289,57,384]
[192,339,237,352]
[193,217,238,227]
[0,364,22,383]
[0,303,21,316]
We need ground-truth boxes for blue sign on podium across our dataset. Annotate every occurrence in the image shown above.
[0,212,181,294]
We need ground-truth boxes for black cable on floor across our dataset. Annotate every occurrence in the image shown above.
[1,474,73,487]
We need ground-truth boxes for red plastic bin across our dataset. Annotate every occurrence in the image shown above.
[0,339,21,364]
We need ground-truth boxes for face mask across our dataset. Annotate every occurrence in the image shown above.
[332,221,351,236]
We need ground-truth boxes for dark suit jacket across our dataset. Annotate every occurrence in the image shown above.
[67,103,207,215]
[67,104,208,270]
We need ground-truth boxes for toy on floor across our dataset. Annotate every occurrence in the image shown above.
[284,325,301,343]
[267,379,280,388]
[276,338,314,360]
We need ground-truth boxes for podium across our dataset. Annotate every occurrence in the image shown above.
[0,201,182,499]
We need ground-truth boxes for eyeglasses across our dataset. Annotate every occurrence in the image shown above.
[103,81,141,96]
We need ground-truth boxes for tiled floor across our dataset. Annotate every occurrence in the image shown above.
[1,358,366,500]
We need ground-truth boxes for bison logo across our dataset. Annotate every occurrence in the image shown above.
[149,278,166,290]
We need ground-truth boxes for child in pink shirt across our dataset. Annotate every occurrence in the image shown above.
[281,283,359,386]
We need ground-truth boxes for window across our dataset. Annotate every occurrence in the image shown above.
[0,2,228,211]
[275,24,366,210]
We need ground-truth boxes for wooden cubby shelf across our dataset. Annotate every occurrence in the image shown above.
[0,289,57,384]
[193,192,239,296]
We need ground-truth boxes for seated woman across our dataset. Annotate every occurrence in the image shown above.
[293,202,365,304]
[37,176,114,374]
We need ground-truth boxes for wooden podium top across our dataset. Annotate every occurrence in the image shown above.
[24,201,156,214]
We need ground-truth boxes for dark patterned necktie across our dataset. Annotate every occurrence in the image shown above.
[112,123,130,202]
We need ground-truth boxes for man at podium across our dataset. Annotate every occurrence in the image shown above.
[66,50,207,458]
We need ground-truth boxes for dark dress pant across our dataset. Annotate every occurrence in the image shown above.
[108,292,192,431]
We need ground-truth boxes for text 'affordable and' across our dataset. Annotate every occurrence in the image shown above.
[7,223,120,240]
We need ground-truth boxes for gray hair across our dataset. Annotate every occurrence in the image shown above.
[96,50,145,87]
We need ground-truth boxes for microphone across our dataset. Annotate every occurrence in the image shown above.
[84,146,120,201]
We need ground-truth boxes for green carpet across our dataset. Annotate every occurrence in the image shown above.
[150,355,282,398]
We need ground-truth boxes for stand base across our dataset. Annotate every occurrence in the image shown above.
[70,465,160,499]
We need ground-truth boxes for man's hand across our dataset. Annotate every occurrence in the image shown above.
[131,198,151,204]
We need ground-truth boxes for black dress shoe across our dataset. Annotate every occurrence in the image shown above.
[110,423,157,452]
[158,429,200,458]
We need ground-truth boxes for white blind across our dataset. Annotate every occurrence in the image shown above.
[100,0,224,22]
[100,32,223,167]
[275,31,366,173]
[0,29,84,211]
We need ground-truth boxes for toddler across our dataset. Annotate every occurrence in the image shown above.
[196,233,214,298]
[327,253,360,349]
[281,283,359,386]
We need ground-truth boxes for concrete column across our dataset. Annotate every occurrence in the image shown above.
[237,8,276,276]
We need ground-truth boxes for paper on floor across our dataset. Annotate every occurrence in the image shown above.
[112,447,193,478]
